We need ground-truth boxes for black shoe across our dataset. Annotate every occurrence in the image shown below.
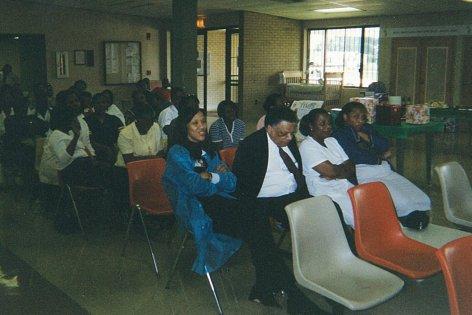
[248,285,280,308]
[399,211,430,231]
[286,287,329,315]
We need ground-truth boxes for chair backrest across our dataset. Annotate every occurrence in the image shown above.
[285,196,354,276]
[323,72,343,107]
[435,162,472,221]
[348,182,403,251]
[436,236,472,315]
[127,158,172,215]
[280,71,305,84]
[219,147,237,170]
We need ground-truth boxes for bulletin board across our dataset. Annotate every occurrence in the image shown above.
[104,41,141,85]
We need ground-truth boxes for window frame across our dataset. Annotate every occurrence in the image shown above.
[306,25,380,88]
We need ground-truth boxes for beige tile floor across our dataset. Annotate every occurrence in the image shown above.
[1,130,472,314]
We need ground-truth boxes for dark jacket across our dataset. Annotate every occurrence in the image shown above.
[232,128,306,199]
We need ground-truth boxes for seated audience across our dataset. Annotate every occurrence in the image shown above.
[166,94,200,151]
[79,91,94,118]
[102,89,125,125]
[113,105,164,214]
[163,106,242,276]
[158,87,185,136]
[209,100,245,149]
[71,80,87,94]
[33,84,52,123]
[125,90,148,125]
[333,101,431,230]
[299,109,356,227]
[137,78,158,111]
[85,93,123,165]
[256,93,288,130]
[2,97,39,187]
[233,107,328,314]
[41,105,103,187]
[1,64,19,88]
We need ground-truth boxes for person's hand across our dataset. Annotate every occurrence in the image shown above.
[357,131,370,143]
[382,149,393,160]
[71,119,81,137]
[216,163,229,173]
[199,172,212,181]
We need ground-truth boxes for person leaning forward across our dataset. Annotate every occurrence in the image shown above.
[232,106,328,314]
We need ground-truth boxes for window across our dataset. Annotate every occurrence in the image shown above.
[308,26,380,88]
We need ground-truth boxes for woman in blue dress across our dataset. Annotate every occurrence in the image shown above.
[163,106,242,274]
[333,101,431,230]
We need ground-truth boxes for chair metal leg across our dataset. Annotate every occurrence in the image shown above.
[55,187,65,215]
[121,206,137,257]
[137,205,159,279]
[205,266,223,315]
[165,231,189,289]
[66,184,85,235]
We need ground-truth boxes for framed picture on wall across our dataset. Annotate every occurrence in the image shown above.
[74,50,86,65]
[56,51,69,78]
[104,41,142,85]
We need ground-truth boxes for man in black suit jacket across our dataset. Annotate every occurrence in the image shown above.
[233,107,327,314]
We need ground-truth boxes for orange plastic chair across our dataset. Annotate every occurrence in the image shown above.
[122,158,173,278]
[219,147,237,169]
[436,236,472,315]
[348,182,441,279]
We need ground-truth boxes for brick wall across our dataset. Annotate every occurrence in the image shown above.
[241,11,302,131]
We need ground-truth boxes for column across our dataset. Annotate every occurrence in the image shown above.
[171,0,197,94]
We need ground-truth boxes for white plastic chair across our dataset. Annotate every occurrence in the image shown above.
[435,161,472,228]
[285,196,404,311]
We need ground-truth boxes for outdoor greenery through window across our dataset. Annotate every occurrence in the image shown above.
[308,26,380,88]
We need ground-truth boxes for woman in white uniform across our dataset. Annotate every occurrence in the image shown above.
[333,101,430,230]
[299,108,356,227]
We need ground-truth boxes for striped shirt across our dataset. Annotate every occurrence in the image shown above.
[209,118,245,148]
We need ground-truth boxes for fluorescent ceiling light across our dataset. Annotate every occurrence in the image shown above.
[315,7,360,13]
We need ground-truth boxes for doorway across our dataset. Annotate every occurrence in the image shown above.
[197,28,239,112]
[391,37,455,105]
[0,34,47,93]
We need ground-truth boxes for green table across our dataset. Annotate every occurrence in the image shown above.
[373,122,445,184]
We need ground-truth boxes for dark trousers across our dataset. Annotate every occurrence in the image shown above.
[199,191,308,294]
[61,157,109,187]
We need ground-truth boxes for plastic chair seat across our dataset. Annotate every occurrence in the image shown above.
[436,236,472,315]
[435,162,472,228]
[299,261,403,310]
[349,182,441,280]
[285,196,403,311]
[402,224,471,249]
[361,241,440,279]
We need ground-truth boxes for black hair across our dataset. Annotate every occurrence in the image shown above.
[91,93,106,106]
[335,101,367,128]
[263,93,283,112]
[50,104,76,131]
[102,89,114,104]
[180,95,200,111]
[171,87,185,102]
[72,80,87,92]
[134,103,155,120]
[299,108,329,137]
[264,106,298,128]
[217,100,237,119]
[79,91,92,102]
[56,89,78,108]
[174,107,216,159]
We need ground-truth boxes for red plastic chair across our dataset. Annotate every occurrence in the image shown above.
[348,182,441,279]
[219,147,237,169]
[436,236,472,315]
[122,158,173,278]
